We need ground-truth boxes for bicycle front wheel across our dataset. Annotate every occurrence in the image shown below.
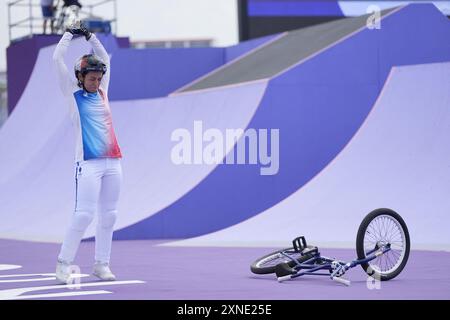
[356,208,410,281]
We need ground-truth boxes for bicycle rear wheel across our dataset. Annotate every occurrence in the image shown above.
[356,208,410,281]
[250,247,315,275]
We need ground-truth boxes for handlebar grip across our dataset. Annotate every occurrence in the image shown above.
[332,277,351,286]
[277,275,292,282]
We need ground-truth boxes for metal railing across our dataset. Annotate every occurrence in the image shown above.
[8,0,118,43]
[0,82,8,129]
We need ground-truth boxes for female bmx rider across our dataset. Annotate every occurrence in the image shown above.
[53,21,122,284]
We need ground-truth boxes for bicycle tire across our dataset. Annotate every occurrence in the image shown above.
[356,208,410,281]
[250,247,315,275]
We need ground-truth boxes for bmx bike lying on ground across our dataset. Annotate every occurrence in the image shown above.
[250,208,410,286]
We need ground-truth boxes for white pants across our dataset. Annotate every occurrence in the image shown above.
[58,158,122,264]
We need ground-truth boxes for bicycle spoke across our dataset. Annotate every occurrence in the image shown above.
[365,214,407,275]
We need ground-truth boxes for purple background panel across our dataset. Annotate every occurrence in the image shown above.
[6,32,278,113]
[108,33,280,100]
[107,47,224,101]
[6,34,130,115]
[248,0,344,17]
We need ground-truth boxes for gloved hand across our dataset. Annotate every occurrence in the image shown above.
[65,26,82,35]
[65,20,92,41]
[79,21,92,41]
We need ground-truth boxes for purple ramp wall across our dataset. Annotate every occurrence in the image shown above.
[0,37,268,242]
[107,47,224,101]
[113,4,450,240]
[108,35,280,101]
[6,34,129,115]
[173,62,450,250]
[6,32,277,112]
[7,35,60,114]
[248,0,344,17]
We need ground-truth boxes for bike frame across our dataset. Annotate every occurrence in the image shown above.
[277,244,391,285]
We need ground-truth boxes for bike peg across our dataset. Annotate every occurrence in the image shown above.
[332,277,351,286]
[277,275,292,282]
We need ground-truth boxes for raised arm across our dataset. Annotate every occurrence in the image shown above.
[53,32,75,95]
[88,34,111,92]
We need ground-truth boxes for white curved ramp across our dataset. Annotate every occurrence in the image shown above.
[166,62,450,251]
[0,38,91,185]
[0,42,268,242]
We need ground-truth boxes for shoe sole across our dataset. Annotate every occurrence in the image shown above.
[92,272,116,281]
[55,275,70,284]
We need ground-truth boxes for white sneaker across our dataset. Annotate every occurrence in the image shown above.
[93,262,116,281]
[55,260,71,284]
